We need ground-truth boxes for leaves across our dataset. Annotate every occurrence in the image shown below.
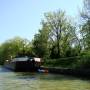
[0,37,32,64]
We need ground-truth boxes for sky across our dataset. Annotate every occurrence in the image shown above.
[0,0,83,43]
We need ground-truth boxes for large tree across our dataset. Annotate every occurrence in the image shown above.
[80,0,90,50]
[43,10,78,58]
[33,10,78,59]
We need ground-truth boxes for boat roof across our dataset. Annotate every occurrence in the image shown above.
[11,57,41,62]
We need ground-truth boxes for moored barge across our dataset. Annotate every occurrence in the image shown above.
[4,56,41,72]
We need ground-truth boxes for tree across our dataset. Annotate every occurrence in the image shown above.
[43,10,78,58]
[0,37,32,64]
[33,23,50,58]
[81,0,90,20]
[80,20,90,49]
[33,10,79,59]
[80,0,90,50]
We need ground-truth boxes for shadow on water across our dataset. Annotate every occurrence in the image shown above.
[15,72,90,82]
[15,72,37,80]
[0,66,12,72]
[0,66,90,82]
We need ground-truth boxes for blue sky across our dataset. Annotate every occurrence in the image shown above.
[0,0,83,43]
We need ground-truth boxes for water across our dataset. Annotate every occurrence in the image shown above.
[0,66,90,90]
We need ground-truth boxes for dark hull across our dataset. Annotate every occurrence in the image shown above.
[4,61,39,72]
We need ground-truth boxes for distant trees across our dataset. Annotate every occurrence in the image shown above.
[0,37,32,64]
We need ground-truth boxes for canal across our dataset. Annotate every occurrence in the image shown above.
[0,66,90,90]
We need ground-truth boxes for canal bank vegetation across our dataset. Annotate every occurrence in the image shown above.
[0,0,90,69]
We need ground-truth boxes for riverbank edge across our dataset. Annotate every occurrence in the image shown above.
[40,66,90,78]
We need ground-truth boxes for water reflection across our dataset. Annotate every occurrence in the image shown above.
[0,67,90,90]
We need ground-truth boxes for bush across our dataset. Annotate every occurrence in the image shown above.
[43,56,90,69]
[43,57,80,68]
[77,55,90,69]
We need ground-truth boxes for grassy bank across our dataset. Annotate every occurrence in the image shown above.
[43,56,90,69]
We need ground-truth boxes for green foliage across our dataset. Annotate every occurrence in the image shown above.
[81,0,90,19]
[33,10,79,59]
[80,0,90,50]
[32,27,50,58]
[44,10,73,58]
[0,5,90,69]
[80,20,90,49]
[0,37,33,65]
[43,55,90,69]
[43,57,80,68]
[74,55,90,69]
